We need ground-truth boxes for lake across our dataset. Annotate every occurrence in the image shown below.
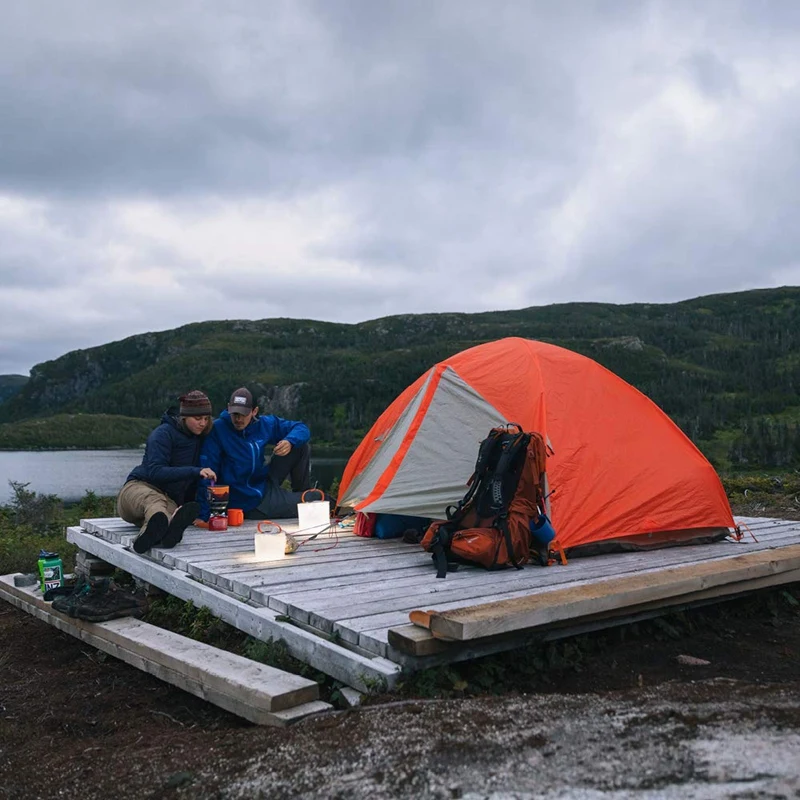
[0,450,348,504]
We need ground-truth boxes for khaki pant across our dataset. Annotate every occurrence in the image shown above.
[116,481,178,534]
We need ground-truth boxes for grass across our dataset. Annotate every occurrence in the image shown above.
[0,483,116,576]
[144,594,334,693]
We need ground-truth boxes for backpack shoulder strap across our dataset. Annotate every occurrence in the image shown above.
[448,428,506,522]
[485,432,531,514]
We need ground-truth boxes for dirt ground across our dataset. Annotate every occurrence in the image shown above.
[2,508,800,799]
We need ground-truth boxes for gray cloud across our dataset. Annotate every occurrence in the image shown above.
[0,0,799,375]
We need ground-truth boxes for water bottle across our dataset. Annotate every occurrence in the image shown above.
[37,550,63,594]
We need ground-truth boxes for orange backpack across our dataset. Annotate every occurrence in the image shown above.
[420,424,549,578]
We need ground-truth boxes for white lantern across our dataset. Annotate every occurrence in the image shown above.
[297,500,330,534]
[254,526,286,560]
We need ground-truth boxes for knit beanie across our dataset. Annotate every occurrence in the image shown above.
[179,390,212,417]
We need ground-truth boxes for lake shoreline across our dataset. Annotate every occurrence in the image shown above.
[0,449,348,506]
[0,445,353,457]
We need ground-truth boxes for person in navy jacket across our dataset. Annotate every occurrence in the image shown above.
[196,386,324,522]
[117,390,217,554]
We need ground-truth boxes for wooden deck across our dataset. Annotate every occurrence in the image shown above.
[66,516,800,690]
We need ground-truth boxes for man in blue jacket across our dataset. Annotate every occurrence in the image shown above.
[196,386,324,521]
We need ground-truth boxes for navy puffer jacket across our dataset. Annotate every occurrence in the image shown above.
[126,411,204,506]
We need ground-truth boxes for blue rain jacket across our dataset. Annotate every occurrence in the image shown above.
[196,410,310,519]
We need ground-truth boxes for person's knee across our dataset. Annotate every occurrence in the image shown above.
[285,441,310,467]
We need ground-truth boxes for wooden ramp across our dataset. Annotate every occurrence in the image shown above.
[65,516,800,682]
[0,575,330,726]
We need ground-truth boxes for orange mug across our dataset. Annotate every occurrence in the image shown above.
[228,508,244,526]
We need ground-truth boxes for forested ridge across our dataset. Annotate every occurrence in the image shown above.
[1,286,799,469]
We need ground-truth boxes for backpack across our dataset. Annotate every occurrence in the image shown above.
[420,424,549,578]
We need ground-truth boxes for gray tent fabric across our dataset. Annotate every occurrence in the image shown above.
[339,366,507,518]
[339,368,434,509]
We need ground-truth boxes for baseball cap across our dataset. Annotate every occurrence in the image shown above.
[228,387,254,415]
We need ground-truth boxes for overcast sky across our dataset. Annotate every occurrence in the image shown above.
[1,1,799,376]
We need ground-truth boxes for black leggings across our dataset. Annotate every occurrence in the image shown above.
[245,442,312,520]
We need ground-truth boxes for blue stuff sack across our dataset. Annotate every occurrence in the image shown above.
[529,514,556,549]
[374,513,430,540]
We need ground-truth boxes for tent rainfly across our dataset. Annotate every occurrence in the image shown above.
[337,337,735,552]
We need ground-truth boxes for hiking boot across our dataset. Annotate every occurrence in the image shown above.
[161,502,200,548]
[49,575,91,616]
[50,575,108,617]
[132,512,169,554]
[71,580,146,623]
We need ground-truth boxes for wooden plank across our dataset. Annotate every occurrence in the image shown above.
[608,566,800,617]
[307,542,800,650]
[388,623,451,657]
[387,567,800,658]
[162,536,411,564]
[173,536,415,569]
[281,543,772,622]
[214,528,800,605]
[265,529,800,614]
[66,527,402,691]
[0,575,328,726]
[81,517,364,545]
[425,544,800,640]
[264,565,441,605]
[162,543,414,576]
[205,554,430,597]
[258,535,800,653]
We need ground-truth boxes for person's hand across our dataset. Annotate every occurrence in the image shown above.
[273,440,292,457]
[200,468,217,481]
[194,519,209,529]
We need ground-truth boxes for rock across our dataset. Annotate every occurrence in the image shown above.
[677,654,711,666]
[602,335,645,351]
[13,573,38,587]
[164,772,194,789]
[340,687,363,708]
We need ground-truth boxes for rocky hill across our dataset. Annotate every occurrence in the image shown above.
[1,287,799,467]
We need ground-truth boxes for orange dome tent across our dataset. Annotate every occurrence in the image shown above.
[337,337,734,551]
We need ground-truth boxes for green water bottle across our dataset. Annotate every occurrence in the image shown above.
[37,550,63,594]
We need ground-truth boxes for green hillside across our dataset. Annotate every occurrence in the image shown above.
[1,287,799,469]
[0,374,28,405]
[0,414,158,450]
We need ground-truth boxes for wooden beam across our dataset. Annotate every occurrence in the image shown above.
[421,545,800,641]
[389,566,800,658]
[0,575,328,726]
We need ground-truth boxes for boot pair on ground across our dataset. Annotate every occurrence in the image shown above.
[47,575,145,623]
[133,502,199,554]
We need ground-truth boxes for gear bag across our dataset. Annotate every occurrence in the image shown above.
[420,424,549,578]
